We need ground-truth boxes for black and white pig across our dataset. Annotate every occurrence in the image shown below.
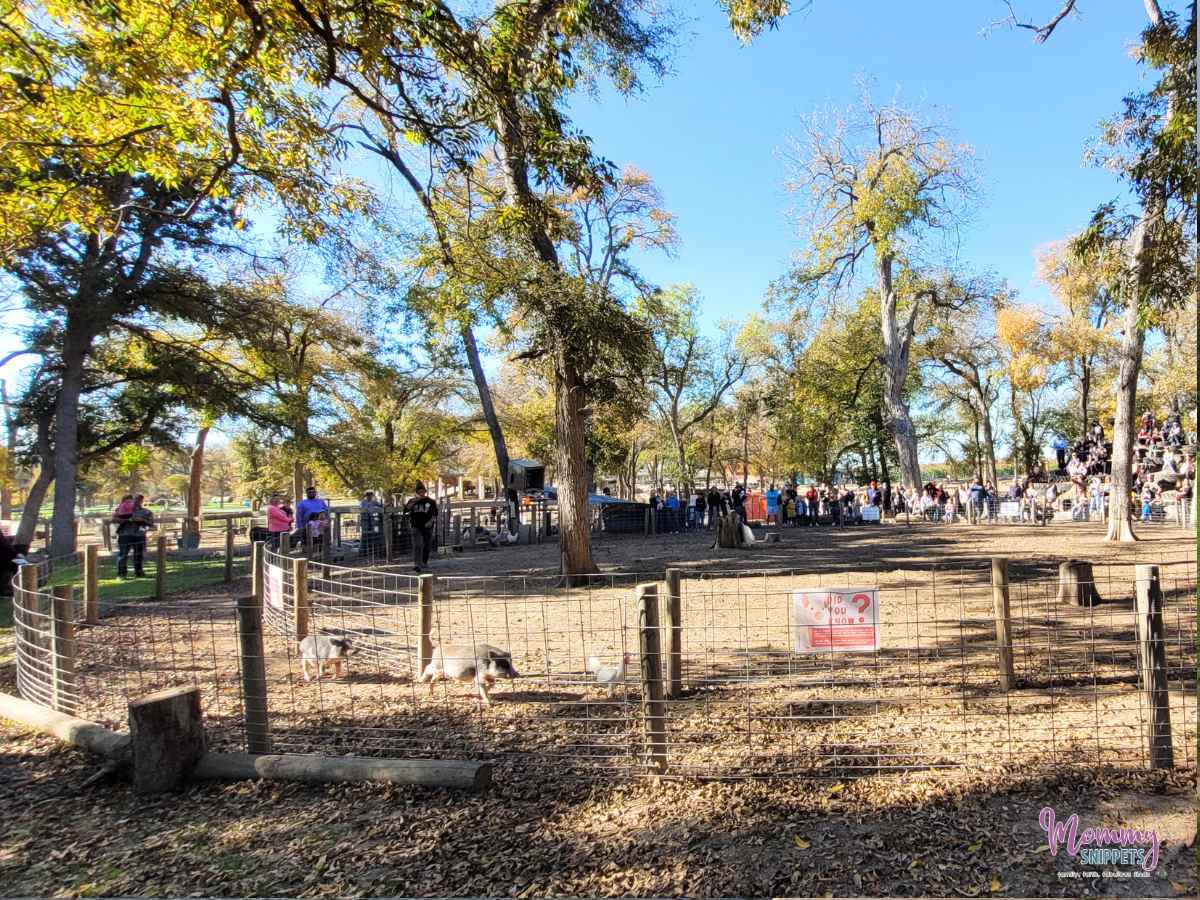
[418,643,519,706]
[299,635,354,682]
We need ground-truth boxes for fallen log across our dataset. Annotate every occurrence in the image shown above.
[1,690,492,791]
[193,752,492,791]
[0,690,130,764]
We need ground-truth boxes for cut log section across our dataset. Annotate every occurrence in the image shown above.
[128,685,206,794]
[1057,559,1102,606]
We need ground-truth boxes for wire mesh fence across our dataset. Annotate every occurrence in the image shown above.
[9,548,1196,782]
[11,565,247,751]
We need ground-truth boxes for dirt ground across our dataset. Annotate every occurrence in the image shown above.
[1,519,1197,897]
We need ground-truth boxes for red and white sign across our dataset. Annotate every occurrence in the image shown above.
[266,564,283,612]
[791,587,880,653]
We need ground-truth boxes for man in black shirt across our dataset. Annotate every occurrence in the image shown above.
[731,483,746,523]
[405,481,439,573]
[705,487,721,529]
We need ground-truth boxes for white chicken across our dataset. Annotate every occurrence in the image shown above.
[587,653,630,697]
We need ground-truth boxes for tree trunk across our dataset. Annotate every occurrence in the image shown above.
[874,407,893,487]
[1079,361,1091,434]
[1,379,12,521]
[972,415,982,482]
[979,404,999,487]
[741,422,749,489]
[554,350,597,580]
[16,464,53,548]
[291,459,304,506]
[462,325,510,489]
[49,325,92,557]
[1106,283,1147,542]
[878,257,922,489]
[185,426,209,539]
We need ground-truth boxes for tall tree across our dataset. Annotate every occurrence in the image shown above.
[0,1,354,555]
[926,289,1007,486]
[1006,3,1197,540]
[1036,238,1121,434]
[638,285,751,496]
[783,92,976,489]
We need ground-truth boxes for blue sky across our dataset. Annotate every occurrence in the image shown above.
[0,1,1167,391]
[566,1,1161,324]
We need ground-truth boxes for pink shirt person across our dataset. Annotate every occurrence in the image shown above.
[266,502,292,534]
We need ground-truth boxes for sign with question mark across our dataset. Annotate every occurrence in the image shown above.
[791,587,880,652]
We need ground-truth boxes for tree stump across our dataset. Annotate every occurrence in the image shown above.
[128,685,206,794]
[716,513,745,549]
[1057,559,1102,606]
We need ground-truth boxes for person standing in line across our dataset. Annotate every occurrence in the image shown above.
[765,483,781,527]
[731,483,746,523]
[266,494,293,550]
[359,491,384,557]
[968,478,986,524]
[1051,434,1069,472]
[705,486,721,529]
[115,494,154,579]
[296,486,328,531]
[695,490,707,531]
[405,481,439,574]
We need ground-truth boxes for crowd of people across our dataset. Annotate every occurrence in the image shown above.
[1057,411,1194,525]
[262,482,441,573]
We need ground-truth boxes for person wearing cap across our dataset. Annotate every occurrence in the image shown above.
[404,481,439,573]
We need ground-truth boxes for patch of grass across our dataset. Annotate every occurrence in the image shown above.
[43,555,245,603]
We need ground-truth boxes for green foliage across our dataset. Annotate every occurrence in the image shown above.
[1076,7,1197,320]
[0,0,360,259]
[765,293,899,482]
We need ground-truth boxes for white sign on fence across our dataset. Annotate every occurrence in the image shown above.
[266,564,283,611]
[861,506,881,522]
[1000,501,1021,519]
[791,587,880,653]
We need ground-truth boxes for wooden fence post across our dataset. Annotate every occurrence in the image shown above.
[251,540,265,606]
[83,543,99,625]
[19,560,38,594]
[333,511,342,547]
[154,534,167,600]
[418,574,434,677]
[383,510,394,562]
[292,556,309,641]
[237,594,272,755]
[643,506,650,537]
[50,585,78,715]
[101,519,112,552]
[128,685,207,793]
[990,557,1015,692]
[1135,565,1174,769]
[224,520,235,584]
[469,506,478,543]
[637,582,668,775]
[663,568,683,699]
